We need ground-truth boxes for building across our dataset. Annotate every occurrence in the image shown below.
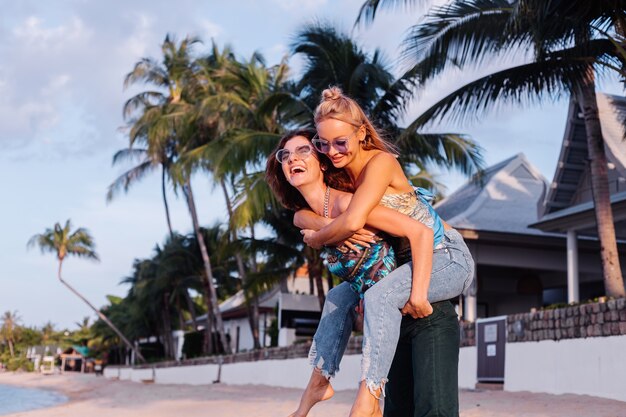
[436,93,626,321]
[531,93,626,301]
[194,264,329,353]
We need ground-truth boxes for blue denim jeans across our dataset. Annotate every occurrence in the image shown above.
[308,229,474,389]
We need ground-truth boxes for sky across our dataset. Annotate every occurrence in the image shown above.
[0,0,624,330]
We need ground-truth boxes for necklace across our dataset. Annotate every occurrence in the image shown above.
[323,185,330,218]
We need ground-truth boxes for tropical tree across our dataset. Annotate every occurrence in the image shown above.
[357,0,626,297]
[40,321,58,345]
[0,311,20,358]
[184,47,293,347]
[122,35,232,354]
[91,295,144,363]
[27,220,146,362]
[290,22,484,186]
[107,147,176,239]
[70,317,93,346]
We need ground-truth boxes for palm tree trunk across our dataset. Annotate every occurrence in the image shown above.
[275,235,290,293]
[220,179,261,350]
[183,181,231,354]
[204,304,215,355]
[8,339,14,358]
[162,165,174,239]
[162,292,174,359]
[247,224,261,350]
[57,261,146,363]
[575,68,626,297]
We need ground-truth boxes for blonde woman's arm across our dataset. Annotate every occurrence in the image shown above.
[302,153,403,247]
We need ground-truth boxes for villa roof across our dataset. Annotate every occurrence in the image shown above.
[195,284,322,323]
[435,153,554,236]
[540,93,626,216]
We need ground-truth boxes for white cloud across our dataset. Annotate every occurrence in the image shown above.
[198,18,221,39]
[13,15,92,47]
[270,0,328,11]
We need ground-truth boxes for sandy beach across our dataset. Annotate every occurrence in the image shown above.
[0,372,625,417]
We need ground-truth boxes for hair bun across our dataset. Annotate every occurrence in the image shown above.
[322,86,343,101]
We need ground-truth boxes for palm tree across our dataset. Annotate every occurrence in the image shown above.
[27,220,146,362]
[40,321,57,345]
[184,48,291,348]
[107,147,175,239]
[290,22,484,184]
[0,311,20,358]
[358,0,626,297]
[120,254,179,358]
[112,35,204,239]
[122,35,232,354]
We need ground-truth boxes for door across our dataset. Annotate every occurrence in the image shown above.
[476,316,507,382]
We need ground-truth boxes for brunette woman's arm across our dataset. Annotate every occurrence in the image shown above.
[294,208,378,251]
[302,152,402,247]
[305,193,434,317]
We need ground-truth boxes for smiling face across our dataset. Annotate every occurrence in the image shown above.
[280,136,325,189]
[315,118,364,169]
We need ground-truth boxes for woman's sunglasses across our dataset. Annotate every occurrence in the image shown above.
[311,127,361,154]
[275,144,314,164]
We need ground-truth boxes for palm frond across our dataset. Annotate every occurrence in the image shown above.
[355,0,426,27]
[397,132,485,176]
[111,148,148,166]
[407,52,595,129]
[123,92,167,119]
[106,160,155,202]
[401,0,520,83]
[230,171,282,230]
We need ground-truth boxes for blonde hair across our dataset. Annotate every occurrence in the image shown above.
[314,86,397,154]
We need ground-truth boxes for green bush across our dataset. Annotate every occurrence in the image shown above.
[6,357,34,372]
[182,331,204,359]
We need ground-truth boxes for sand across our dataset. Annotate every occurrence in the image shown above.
[0,372,625,417]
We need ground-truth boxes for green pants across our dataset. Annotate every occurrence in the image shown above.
[383,300,460,417]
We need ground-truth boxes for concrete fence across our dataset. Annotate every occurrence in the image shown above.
[104,349,478,391]
[104,298,626,402]
[505,334,626,402]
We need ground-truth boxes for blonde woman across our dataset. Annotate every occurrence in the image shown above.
[295,87,474,417]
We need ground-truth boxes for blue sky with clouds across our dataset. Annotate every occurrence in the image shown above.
[1,0,623,329]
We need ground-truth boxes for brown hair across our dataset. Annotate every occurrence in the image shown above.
[314,86,398,154]
[266,128,353,211]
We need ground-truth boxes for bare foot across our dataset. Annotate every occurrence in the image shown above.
[348,381,383,417]
[289,369,335,417]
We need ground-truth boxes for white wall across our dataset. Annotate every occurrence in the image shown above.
[246,354,357,390]
[505,334,626,402]
[129,368,154,383]
[458,346,477,389]
[105,349,475,392]
[156,364,220,385]
[105,354,360,390]
[223,317,251,353]
[223,315,273,353]
[105,336,626,402]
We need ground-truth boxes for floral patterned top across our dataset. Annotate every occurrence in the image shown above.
[324,238,396,297]
[379,187,445,248]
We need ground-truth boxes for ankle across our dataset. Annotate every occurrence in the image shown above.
[311,368,331,386]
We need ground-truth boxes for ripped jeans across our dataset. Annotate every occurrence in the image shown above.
[308,229,474,392]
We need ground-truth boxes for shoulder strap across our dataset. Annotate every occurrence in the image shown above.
[415,187,434,203]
